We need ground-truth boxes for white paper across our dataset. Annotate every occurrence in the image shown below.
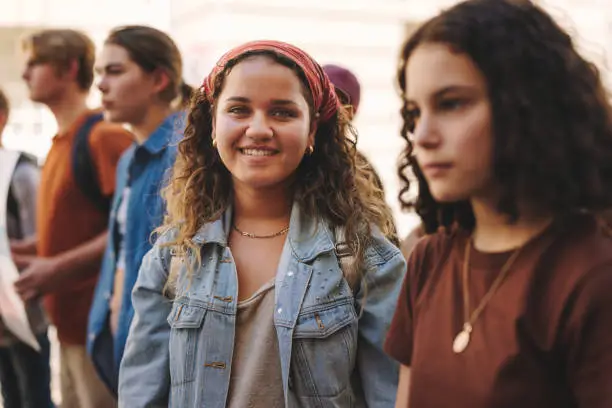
[0,149,40,351]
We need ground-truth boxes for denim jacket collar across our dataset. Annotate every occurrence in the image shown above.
[190,201,335,261]
[286,204,335,262]
[141,112,183,155]
[191,209,231,247]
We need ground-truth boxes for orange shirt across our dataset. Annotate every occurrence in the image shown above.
[37,110,133,345]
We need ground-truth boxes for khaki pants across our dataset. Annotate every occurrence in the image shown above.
[59,344,116,408]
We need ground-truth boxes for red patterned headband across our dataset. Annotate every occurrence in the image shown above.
[201,40,340,122]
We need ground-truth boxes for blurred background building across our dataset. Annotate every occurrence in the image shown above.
[1,0,611,237]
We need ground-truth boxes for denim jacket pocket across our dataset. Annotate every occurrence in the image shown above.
[167,300,206,386]
[290,299,358,398]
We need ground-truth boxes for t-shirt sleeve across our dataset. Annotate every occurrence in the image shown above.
[11,162,40,237]
[88,123,133,196]
[384,237,429,366]
[563,262,612,407]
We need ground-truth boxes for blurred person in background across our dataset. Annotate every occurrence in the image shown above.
[119,40,404,407]
[322,64,361,121]
[386,1,612,407]
[87,25,192,395]
[323,63,399,245]
[12,28,132,408]
[0,89,53,408]
[323,64,422,255]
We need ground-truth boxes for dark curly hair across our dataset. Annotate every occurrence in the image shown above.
[162,50,397,281]
[397,0,612,234]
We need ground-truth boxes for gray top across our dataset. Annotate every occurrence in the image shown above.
[6,160,39,239]
[2,157,47,346]
[227,281,284,408]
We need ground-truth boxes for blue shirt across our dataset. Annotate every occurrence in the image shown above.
[118,202,406,407]
[87,113,183,392]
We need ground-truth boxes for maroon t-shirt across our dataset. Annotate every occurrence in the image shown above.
[385,215,612,408]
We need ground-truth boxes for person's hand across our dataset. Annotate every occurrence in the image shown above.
[10,236,38,256]
[14,257,59,302]
[11,253,36,270]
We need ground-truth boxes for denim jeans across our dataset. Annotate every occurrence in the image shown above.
[0,332,54,408]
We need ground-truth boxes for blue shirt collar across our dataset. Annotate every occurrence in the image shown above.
[141,111,185,155]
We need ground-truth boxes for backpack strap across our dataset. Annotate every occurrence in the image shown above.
[333,227,361,293]
[16,152,38,167]
[6,153,39,239]
[71,112,110,213]
[6,183,21,236]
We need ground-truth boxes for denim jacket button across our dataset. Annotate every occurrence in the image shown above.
[287,271,294,277]
[104,291,111,301]
[277,308,283,314]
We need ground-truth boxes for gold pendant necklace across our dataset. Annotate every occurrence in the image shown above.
[233,224,289,239]
[453,237,523,354]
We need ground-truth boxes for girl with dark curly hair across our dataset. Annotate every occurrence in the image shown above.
[118,40,404,407]
[385,1,612,407]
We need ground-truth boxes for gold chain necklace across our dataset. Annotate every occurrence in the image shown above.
[452,238,523,354]
[232,224,289,239]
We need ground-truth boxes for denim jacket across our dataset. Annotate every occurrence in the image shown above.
[118,203,406,407]
[87,113,182,391]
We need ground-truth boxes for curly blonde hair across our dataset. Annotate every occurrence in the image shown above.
[161,50,396,282]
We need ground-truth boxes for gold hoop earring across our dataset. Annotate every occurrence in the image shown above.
[306,145,314,155]
[212,138,217,148]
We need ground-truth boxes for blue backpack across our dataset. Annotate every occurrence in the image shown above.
[71,112,111,214]
[6,112,111,238]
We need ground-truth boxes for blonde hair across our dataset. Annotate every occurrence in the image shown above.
[22,29,95,91]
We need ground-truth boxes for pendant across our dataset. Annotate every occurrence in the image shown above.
[452,323,472,354]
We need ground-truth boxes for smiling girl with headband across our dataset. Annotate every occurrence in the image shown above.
[118,40,404,407]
